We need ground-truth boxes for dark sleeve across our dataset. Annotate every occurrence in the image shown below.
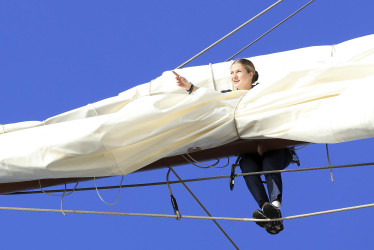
[221,89,232,93]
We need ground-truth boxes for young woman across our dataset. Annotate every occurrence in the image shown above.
[173,59,293,235]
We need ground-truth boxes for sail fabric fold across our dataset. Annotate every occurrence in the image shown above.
[0,34,373,183]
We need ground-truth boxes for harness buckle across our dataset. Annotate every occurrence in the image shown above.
[230,164,236,190]
[290,147,300,166]
[229,156,241,190]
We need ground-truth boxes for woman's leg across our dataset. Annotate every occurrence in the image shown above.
[262,149,292,203]
[239,154,269,208]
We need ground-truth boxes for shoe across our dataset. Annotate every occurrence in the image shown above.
[252,209,271,228]
[262,202,284,233]
[266,225,280,235]
[253,209,280,235]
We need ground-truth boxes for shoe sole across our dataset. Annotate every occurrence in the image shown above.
[252,210,269,228]
[266,227,279,235]
[263,203,284,233]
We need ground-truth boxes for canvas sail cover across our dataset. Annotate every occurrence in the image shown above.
[0,34,373,183]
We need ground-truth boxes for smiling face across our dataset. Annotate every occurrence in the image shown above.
[230,62,254,90]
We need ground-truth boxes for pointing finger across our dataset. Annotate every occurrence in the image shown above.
[172,71,180,78]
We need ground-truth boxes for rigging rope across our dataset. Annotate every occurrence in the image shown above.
[38,180,78,216]
[1,1,371,241]
[326,144,335,182]
[166,168,181,220]
[0,202,373,223]
[93,176,124,206]
[176,0,284,69]
[226,0,316,61]
[295,143,312,150]
[8,161,374,195]
[182,154,229,169]
[168,167,239,250]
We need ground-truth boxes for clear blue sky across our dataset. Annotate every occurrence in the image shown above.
[1,1,373,249]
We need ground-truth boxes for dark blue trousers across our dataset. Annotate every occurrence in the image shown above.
[239,148,292,208]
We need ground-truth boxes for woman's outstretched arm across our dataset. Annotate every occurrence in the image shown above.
[172,71,199,94]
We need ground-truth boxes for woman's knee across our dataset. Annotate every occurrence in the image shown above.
[239,155,260,172]
[262,150,287,171]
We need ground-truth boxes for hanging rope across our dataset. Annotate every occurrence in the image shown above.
[226,0,316,61]
[38,180,78,216]
[94,176,124,206]
[9,161,374,195]
[325,144,335,182]
[182,154,219,168]
[295,143,312,150]
[182,154,230,169]
[176,0,284,69]
[168,167,239,250]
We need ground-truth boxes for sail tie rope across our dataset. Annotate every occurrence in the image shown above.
[38,120,79,215]
[94,176,124,206]
[88,102,125,205]
[38,180,78,216]
[209,63,218,91]
[88,103,125,175]
[182,153,229,169]
[232,93,247,140]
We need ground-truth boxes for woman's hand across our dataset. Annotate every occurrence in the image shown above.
[257,142,267,156]
[172,71,192,90]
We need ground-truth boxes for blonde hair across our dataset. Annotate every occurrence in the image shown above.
[232,59,259,84]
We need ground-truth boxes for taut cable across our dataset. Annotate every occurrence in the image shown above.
[176,0,284,69]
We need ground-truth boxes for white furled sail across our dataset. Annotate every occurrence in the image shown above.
[0,34,373,183]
